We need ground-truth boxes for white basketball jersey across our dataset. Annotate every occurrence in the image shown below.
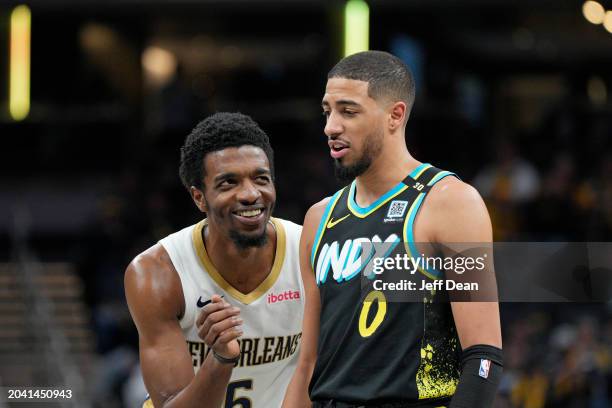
[158,217,303,408]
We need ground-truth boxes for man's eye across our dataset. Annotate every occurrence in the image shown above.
[256,176,270,184]
[219,180,236,187]
[322,111,330,118]
[344,110,356,116]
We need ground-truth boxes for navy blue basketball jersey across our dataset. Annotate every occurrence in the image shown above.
[310,163,462,406]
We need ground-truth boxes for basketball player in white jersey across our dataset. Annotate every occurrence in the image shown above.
[125,112,303,408]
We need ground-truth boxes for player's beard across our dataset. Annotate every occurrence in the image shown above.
[229,228,268,249]
[334,128,384,183]
[229,201,275,250]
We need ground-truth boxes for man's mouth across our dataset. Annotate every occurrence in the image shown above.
[232,207,266,227]
[235,208,263,218]
[329,140,350,159]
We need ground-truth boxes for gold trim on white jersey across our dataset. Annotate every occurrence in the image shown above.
[191,217,286,305]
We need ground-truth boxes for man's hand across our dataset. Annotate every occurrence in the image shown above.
[196,295,242,359]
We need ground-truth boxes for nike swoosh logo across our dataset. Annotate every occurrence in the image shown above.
[327,214,350,229]
[197,297,212,308]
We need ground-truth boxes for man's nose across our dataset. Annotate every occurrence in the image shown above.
[237,180,261,203]
[324,112,343,138]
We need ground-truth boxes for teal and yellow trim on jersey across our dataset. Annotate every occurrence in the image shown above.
[403,169,457,280]
[192,217,286,305]
[311,163,435,270]
[410,162,433,180]
[347,181,408,218]
[346,163,432,218]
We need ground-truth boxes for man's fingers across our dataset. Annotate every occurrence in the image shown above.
[210,294,224,303]
[198,306,240,335]
[201,315,243,346]
[196,300,235,327]
[195,295,241,346]
[195,302,224,327]
[215,327,243,346]
[198,311,231,341]
[196,295,227,322]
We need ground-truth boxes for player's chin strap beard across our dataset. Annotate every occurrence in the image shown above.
[333,157,371,183]
[203,218,274,250]
[229,226,269,249]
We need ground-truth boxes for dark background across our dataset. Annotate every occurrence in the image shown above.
[0,1,610,407]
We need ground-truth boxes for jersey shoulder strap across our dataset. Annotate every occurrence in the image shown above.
[401,164,458,193]
[402,165,459,279]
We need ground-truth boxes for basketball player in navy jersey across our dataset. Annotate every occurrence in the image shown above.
[283,51,502,407]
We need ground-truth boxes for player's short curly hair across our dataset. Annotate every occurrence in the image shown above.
[328,50,415,112]
[179,112,274,190]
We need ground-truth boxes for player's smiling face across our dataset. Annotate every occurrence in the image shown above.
[322,77,386,181]
[197,145,275,248]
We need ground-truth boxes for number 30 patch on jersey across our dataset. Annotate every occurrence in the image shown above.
[479,359,491,379]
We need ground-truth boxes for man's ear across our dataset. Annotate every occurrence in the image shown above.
[190,186,207,213]
[388,101,407,131]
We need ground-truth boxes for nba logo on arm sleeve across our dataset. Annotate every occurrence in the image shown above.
[479,359,491,379]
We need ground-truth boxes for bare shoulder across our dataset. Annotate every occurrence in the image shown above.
[425,177,492,242]
[427,177,485,211]
[298,196,333,256]
[303,196,332,232]
[306,196,332,220]
[125,243,176,288]
[125,244,183,322]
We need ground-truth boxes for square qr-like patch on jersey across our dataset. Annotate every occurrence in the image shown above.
[387,200,408,218]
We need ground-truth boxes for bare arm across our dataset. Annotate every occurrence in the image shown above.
[424,179,502,348]
[428,179,503,407]
[125,244,242,408]
[282,198,329,408]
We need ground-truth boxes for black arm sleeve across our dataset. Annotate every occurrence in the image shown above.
[449,344,503,408]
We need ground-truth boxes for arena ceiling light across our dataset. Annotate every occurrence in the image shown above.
[581,1,612,35]
[344,0,369,57]
[142,46,177,88]
[604,10,612,33]
[9,5,31,121]
[583,1,605,24]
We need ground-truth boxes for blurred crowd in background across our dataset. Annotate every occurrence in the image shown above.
[0,1,611,407]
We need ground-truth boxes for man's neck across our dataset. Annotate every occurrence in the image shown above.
[353,143,420,208]
[204,222,276,294]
